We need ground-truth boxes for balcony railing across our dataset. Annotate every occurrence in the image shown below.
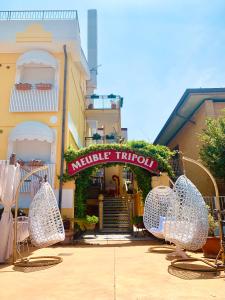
[85,137,117,147]
[86,99,120,110]
[86,94,123,110]
[10,86,59,112]
[0,10,78,20]
[20,163,55,193]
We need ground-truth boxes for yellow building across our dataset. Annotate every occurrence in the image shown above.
[0,10,93,218]
[154,88,225,196]
[0,10,129,228]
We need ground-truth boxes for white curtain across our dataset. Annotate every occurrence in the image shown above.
[0,162,20,263]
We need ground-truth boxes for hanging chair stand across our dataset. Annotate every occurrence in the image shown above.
[170,155,225,273]
[13,165,63,268]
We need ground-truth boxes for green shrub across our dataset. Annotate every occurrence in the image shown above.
[86,215,99,224]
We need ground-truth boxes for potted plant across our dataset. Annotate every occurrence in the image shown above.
[15,83,32,90]
[132,216,144,229]
[106,133,115,140]
[202,209,220,258]
[88,103,94,109]
[84,215,99,230]
[35,83,52,90]
[92,133,101,140]
[110,100,117,109]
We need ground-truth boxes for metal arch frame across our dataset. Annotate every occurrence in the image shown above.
[13,165,48,263]
[170,155,225,272]
[182,156,225,266]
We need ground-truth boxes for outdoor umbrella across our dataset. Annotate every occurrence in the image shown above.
[0,162,20,263]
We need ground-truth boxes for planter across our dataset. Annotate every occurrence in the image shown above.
[35,83,52,90]
[15,83,32,90]
[135,222,145,229]
[88,103,94,109]
[84,223,96,231]
[92,133,101,141]
[106,134,115,141]
[63,219,71,230]
[202,236,221,258]
[111,103,117,109]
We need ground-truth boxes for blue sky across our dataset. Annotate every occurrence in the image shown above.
[1,0,225,141]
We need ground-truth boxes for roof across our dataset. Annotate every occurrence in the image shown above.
[154,88,225,145]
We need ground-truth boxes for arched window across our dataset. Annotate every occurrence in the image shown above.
[8,121,56,163]
[16,50,58,86]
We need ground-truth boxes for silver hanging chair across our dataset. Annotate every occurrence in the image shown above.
[143,186,176,239]
[164,175,208,252]
[28,182,65,248]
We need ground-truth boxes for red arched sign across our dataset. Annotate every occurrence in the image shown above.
[67,149,159,176]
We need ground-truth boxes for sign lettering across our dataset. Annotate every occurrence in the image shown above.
[67,149,159,176]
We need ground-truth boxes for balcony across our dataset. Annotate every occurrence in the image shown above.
[85,136,117,147]
[10,85,59,112]
[20,163,55,193]
[86,94,123,110]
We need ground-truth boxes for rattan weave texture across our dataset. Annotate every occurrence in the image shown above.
[28,182,65,247]
[144,186,176,239]
[164,175,208,251]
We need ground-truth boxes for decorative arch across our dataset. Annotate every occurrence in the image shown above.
[63,143,174,218]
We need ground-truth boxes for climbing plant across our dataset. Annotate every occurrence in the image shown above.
[63,141,174,218]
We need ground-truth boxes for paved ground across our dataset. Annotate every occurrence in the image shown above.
[0,240,225,300]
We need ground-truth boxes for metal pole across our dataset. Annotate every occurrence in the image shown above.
[58,44,68,210]
[13,165,48,264]
[182,156,225,265]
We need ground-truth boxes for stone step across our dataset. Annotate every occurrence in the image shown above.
[104,213,129,216]
[103,223,130,228]
[101,229,131,233]
[104,206,128,210]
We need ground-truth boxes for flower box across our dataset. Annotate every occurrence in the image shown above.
[35,83,52,90]
[111,103,117,109]
[15,83,32,90]
[28,160,44,167]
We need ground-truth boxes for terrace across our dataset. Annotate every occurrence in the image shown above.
[86,94,123,110]
[0,10,78,21]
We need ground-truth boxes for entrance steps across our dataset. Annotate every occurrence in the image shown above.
[102,197,130,233]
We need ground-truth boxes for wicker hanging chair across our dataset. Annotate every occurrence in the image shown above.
[143,186,176,239]
[28,182,65,248]
[164,175,208,251]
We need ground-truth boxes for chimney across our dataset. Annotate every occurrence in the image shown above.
[87,9,97,95]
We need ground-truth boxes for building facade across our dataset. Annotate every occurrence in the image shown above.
[0,10,92,218]
[154,88,225,196]
[0,10,128,223]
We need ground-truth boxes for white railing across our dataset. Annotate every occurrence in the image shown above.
[10,86,59,112]
[0,10,78,20]
[86,98,121,110]
[20,163,55,193]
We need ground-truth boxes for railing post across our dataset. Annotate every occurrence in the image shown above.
[98,193,104,231]
[127,195,133,232]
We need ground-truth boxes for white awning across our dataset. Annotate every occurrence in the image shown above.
[17,50,58,68]
[9,121,54,143]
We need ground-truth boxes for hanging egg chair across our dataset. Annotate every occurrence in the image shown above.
[143,186,176,239]
[28,182,65,248]
[164,175,208,251]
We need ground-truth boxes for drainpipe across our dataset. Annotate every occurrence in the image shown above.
[58,44,68,210]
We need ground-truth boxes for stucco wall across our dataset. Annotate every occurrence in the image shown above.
[168,101,225,196]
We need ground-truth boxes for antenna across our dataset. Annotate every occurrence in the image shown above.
[90,64,102,72]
